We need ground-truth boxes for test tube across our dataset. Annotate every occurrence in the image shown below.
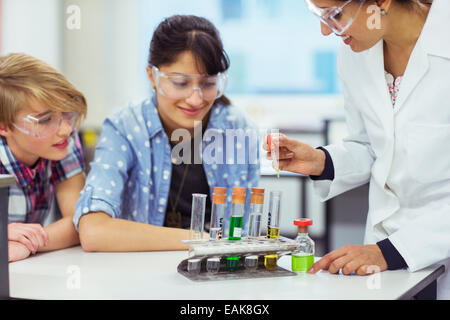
[244,255,259,272]
[226,187,246,272]
[266,191,281,240]
[209,187,227,241]
[228,187,246,241]
[187,258,202,275]
[265,191,282,271]
[190,194,207,240]
[247,188,265,239]
[225,256,240,272]
[206,257,221,274]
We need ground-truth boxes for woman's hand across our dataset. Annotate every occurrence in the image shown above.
[8,241,32,262]
[8,223,48,254]
[263,133,326,176]
[308,244,388,275]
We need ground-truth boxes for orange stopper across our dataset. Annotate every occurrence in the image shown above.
[232,187,246,204]
[213,187,227,204]
[251,188,265,205]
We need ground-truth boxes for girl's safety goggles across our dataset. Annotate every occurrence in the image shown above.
[304,0,366,35]
[151,66,228,101]
[13,111,79,139]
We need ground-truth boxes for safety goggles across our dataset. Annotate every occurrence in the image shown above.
[151,66,228,101]
[304,0,366,35]
[13,111,80,138]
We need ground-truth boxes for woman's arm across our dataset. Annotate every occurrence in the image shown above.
[78,211,189,252]
[38,172,85,252]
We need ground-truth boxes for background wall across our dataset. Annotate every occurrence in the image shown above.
[1,0,370,256]
[2,0,62,70]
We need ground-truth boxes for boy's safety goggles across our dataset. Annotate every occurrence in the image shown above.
[151,66,228,101]
[304,0,366,35]
[13,111,79,138]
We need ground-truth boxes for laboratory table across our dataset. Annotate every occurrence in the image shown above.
[9,246,444,300]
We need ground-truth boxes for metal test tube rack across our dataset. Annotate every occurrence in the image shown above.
[177,236,300,281]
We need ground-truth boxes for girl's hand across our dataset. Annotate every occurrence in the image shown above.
[8,223,48,254]
[263,133,326,176]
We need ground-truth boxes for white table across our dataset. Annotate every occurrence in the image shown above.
[9,246,444,300]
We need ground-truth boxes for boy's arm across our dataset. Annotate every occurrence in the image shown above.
[8,240,31,262]
[38,172,85,252]
[78,211,189,252]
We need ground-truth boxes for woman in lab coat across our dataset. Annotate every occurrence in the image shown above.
[265,0,450,299]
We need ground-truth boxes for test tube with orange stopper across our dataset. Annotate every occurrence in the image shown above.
[209,187,227,241]
[247,188,265,238]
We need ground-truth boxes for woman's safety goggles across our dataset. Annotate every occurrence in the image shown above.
[304,0,366,35]
[13,111,79,138]
[151,66,228,101]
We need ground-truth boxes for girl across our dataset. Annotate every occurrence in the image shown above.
[75,15,260,251]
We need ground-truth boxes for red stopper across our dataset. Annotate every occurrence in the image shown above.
[294,218,313,227]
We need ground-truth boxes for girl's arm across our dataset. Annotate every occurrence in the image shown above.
[38,172,85,252]
[78,211,189,252]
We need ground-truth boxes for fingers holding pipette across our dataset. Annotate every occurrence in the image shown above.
[266,149,294,161]
[263,132,327,176]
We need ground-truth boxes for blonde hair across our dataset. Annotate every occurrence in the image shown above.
[0,53,87,129]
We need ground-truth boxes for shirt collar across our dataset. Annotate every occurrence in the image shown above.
[141,95,164,140]
[0,137,48,188]
[419,0,450,59]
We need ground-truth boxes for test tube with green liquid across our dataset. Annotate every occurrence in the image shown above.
[226,187,246,272]
[228,187,246,240]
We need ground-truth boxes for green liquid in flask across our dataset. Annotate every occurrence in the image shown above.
[291,254,314,272]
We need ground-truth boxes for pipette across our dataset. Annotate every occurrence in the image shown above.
[267,134,280,178]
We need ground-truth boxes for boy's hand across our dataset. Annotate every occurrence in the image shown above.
[8,241,32,262]
[8,223,48,254]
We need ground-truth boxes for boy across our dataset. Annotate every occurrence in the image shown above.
[0,53,87,262]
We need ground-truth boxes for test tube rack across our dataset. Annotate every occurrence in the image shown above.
[177,236,299,281]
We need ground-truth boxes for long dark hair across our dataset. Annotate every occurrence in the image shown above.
[149,15,231,106]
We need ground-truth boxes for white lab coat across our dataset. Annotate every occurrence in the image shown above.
[313,0,450,299]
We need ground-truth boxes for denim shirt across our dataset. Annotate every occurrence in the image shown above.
[74,96,261,237]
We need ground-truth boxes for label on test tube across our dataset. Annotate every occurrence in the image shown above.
[231,226,242,238]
